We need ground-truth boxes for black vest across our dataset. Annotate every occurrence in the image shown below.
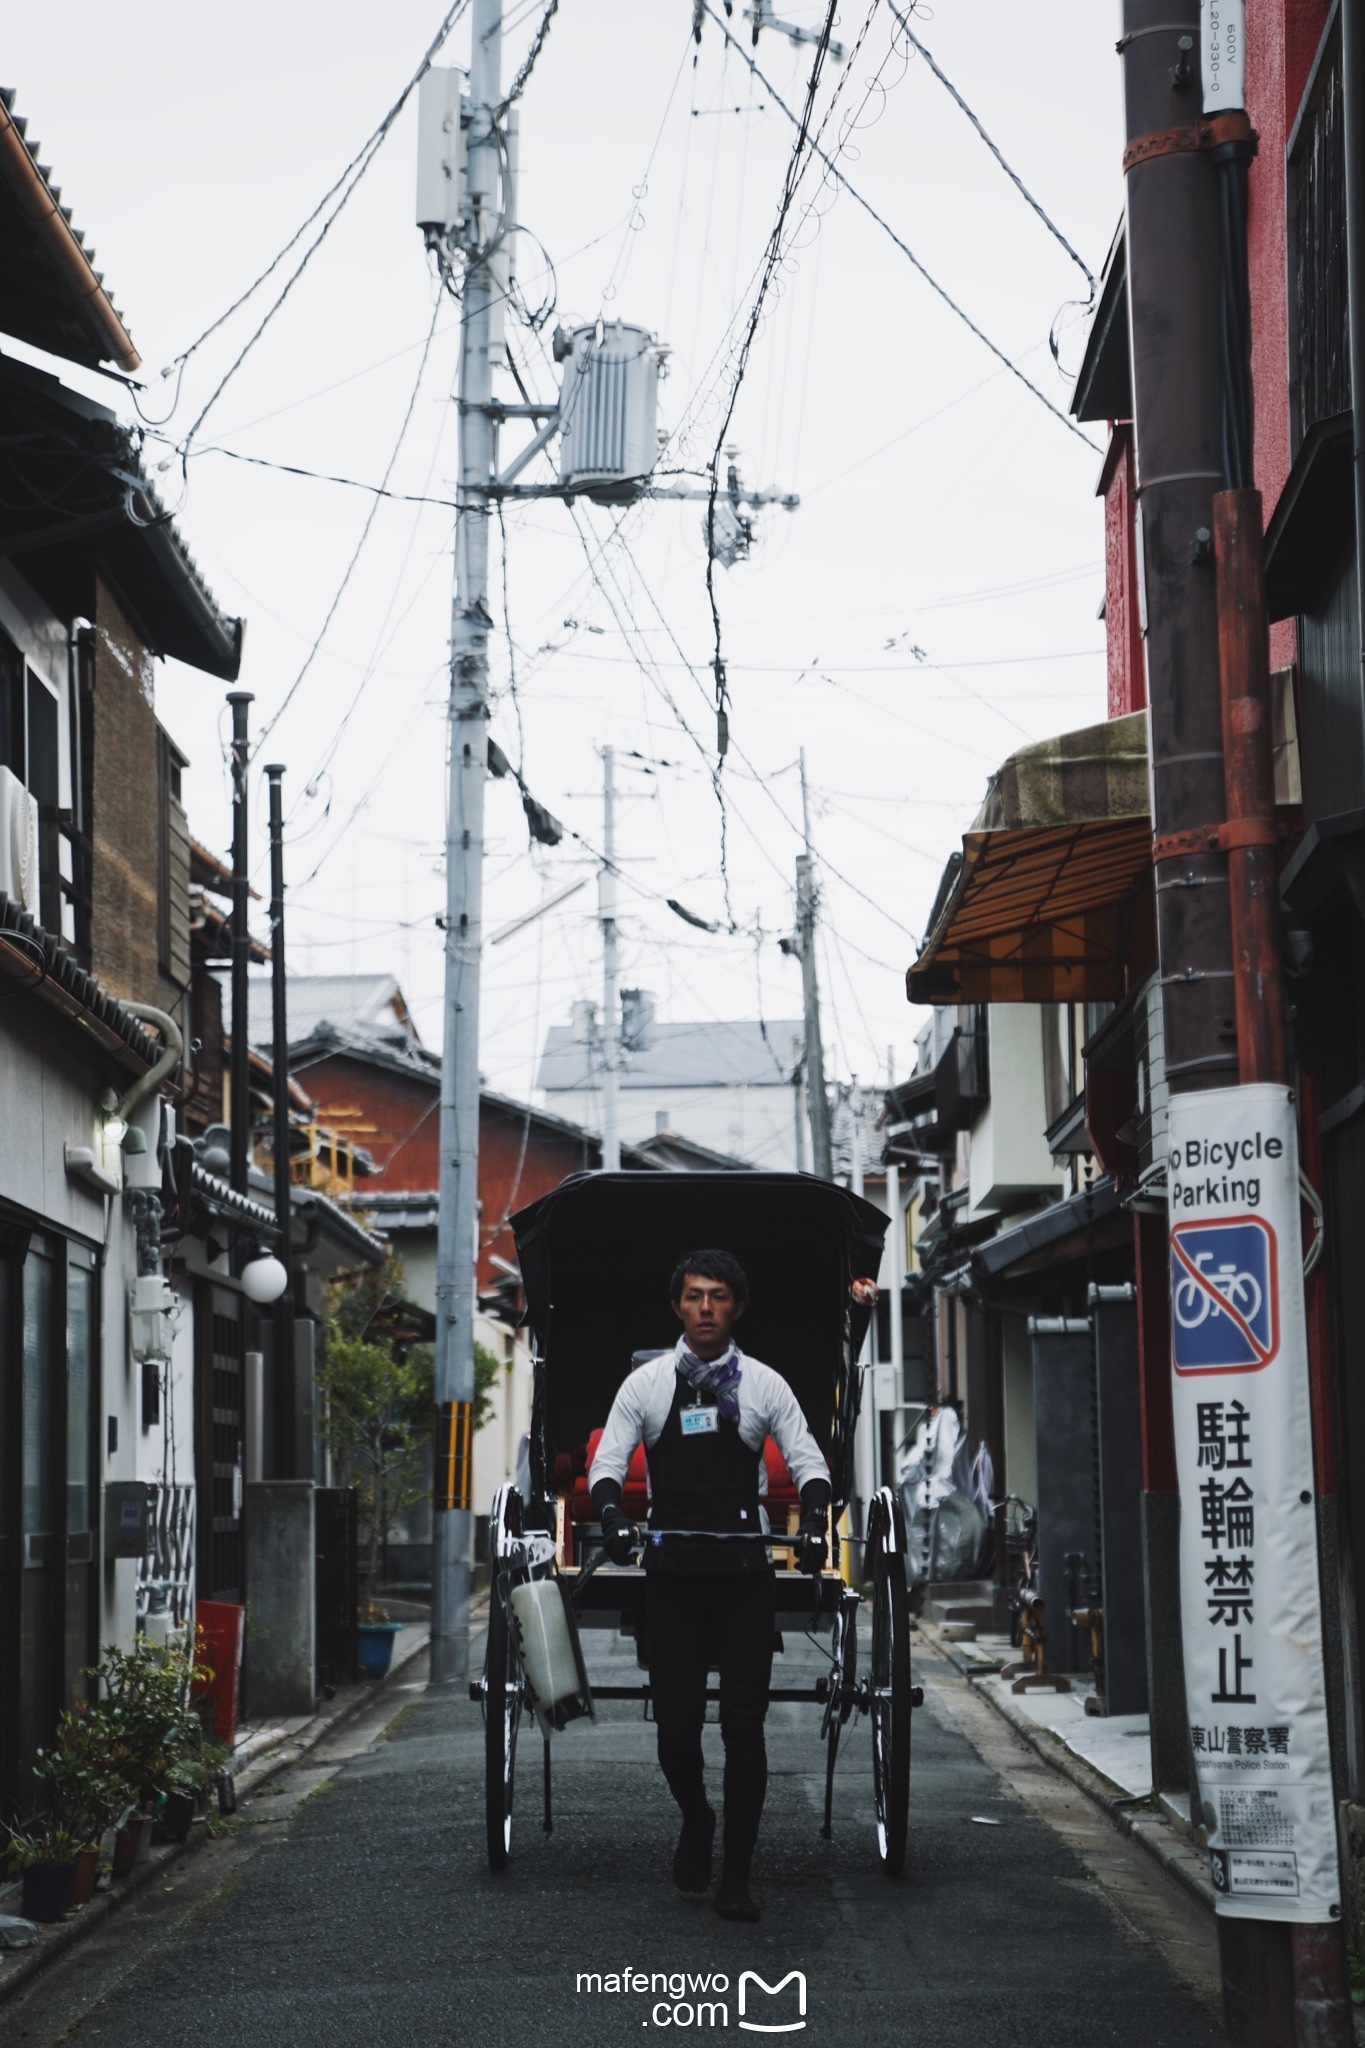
[644,1368,769,1576]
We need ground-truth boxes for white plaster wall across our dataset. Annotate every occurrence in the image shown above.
[968,1005,1065,1216]
[1000,1312,1037,1505]
[471,1318,534,1516]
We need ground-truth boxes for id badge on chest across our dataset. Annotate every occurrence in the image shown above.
[680,1405,719,1437]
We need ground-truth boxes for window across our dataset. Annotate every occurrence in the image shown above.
[0,619,71,941]
[1,1226,102,1809]
[0,625,22,780]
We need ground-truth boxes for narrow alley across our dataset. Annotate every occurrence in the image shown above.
[5,1627,1223,2048]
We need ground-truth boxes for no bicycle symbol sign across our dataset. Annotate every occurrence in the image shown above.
[1170,1217,1279,1375]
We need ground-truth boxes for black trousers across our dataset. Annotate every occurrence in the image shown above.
[645,1570,775,1862]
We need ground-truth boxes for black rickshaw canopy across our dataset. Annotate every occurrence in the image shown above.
[510,1169,889,1507]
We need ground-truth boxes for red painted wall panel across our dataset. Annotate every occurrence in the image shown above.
[297,1052,593,1290]
[1102,425,1146,718]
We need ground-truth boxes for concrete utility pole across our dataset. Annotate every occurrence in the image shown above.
[1120,5,1350,2037]
[796,749,832,1179]
[600,744,620,1171]
[227,691,254,1199]
[265,764,295,1478]
[431,0,500,1687]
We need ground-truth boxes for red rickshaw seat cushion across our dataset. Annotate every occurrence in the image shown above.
[567,1427,800,1523]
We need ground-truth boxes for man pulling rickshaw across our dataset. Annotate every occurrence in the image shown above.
[589,1248,833,1921]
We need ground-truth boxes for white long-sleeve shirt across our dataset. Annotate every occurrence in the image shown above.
[588,1340,830,1504]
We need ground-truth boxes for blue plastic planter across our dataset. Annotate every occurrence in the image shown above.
[356,1622,402,1678]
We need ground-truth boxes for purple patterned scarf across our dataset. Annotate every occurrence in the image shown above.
[675,1338,742,1422]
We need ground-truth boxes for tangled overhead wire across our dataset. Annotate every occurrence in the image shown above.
[165,0,472,483]
[704,0,843,768]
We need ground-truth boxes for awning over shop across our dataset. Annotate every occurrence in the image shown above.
[908,711,1153,1006]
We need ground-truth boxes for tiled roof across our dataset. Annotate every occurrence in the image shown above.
[537,1018,804,1092]
[0,891,160,1071]
[247,973,420,1051]
[0,87,138,370]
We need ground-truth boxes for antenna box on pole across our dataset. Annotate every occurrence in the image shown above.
[416,66,470,236]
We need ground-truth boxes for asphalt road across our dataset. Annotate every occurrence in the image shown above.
[9,1621,1225,2048]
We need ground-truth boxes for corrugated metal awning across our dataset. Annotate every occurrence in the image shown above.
[908,712,1153,1006]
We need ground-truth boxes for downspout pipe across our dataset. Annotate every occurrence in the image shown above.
[1341,0,1365,726]
[114,1002,184,1124]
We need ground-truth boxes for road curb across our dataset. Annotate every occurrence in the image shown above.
[918,1620,1215,1917]
[0,1627,430,2011]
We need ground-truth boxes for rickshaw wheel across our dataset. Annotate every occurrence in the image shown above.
[484,1575,523,1871]
[820,1586,859,1838]
[870,1520,911,1876]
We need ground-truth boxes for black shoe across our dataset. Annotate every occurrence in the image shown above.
[713,1869,760,1922]
[673,1808,716,1895]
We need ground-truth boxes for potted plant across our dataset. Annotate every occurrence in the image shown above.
[316,1258,442,1678]
[5,1823,79,1923]
[32,1702,136,1904]
[90,1636,226,1856]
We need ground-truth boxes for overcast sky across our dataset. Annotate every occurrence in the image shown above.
[6,1,1123,1107]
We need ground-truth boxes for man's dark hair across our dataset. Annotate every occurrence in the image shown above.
[670,1248,749,1305]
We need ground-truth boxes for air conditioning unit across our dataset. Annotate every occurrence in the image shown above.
[416,66,470,237]
[557,322,668,504]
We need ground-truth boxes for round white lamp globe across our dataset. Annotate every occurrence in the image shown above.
[240,1254,288,1305]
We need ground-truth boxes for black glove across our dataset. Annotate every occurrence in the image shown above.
[796,1479,831,1575]
[796,1512,827,1575]
[592,1479,635,1565]
[601,1503,635,1566]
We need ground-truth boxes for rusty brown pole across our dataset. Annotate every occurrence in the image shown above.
[1212,489,1286,1086]
[1212,493,1352,2045]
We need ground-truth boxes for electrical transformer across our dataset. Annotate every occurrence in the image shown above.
[557,322,667,504]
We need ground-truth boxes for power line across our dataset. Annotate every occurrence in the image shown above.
[888,6,1095,289]
[702,4,1097,450]
[173,0,471,457]
[499,0,559,114]
[704,0,843,760]
[602,526,922,944]
[156,438,456,507]
[256,297,444,749]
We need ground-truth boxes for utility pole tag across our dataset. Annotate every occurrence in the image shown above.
[1167,1084,1338,1921]
[1201,0,1246,113]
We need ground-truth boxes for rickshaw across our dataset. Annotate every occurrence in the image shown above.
[474,1170,919,1878]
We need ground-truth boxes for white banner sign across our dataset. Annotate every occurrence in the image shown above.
[1168,1084,1338,1922]
[1201,0,1246,111]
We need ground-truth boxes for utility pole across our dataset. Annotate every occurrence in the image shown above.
[431,0,500,1687]
[796,749,832,1180]
[227,691,253,1199]
[600,744,620,1171]
[886,1046,904,1407]
[1120,5,1350,2036]
[265,765,295,1478]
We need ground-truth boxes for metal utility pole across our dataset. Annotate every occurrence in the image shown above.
[1120,4,1349,2036]
[886,1047,904,1403]
[227,691,253,1198]
[265,765,295,1478]
[600,745,620,1171]
[431,0,500,1687]
[796,749,832,1179]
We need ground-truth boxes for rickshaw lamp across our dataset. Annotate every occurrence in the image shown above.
[241,1253,288,1305]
